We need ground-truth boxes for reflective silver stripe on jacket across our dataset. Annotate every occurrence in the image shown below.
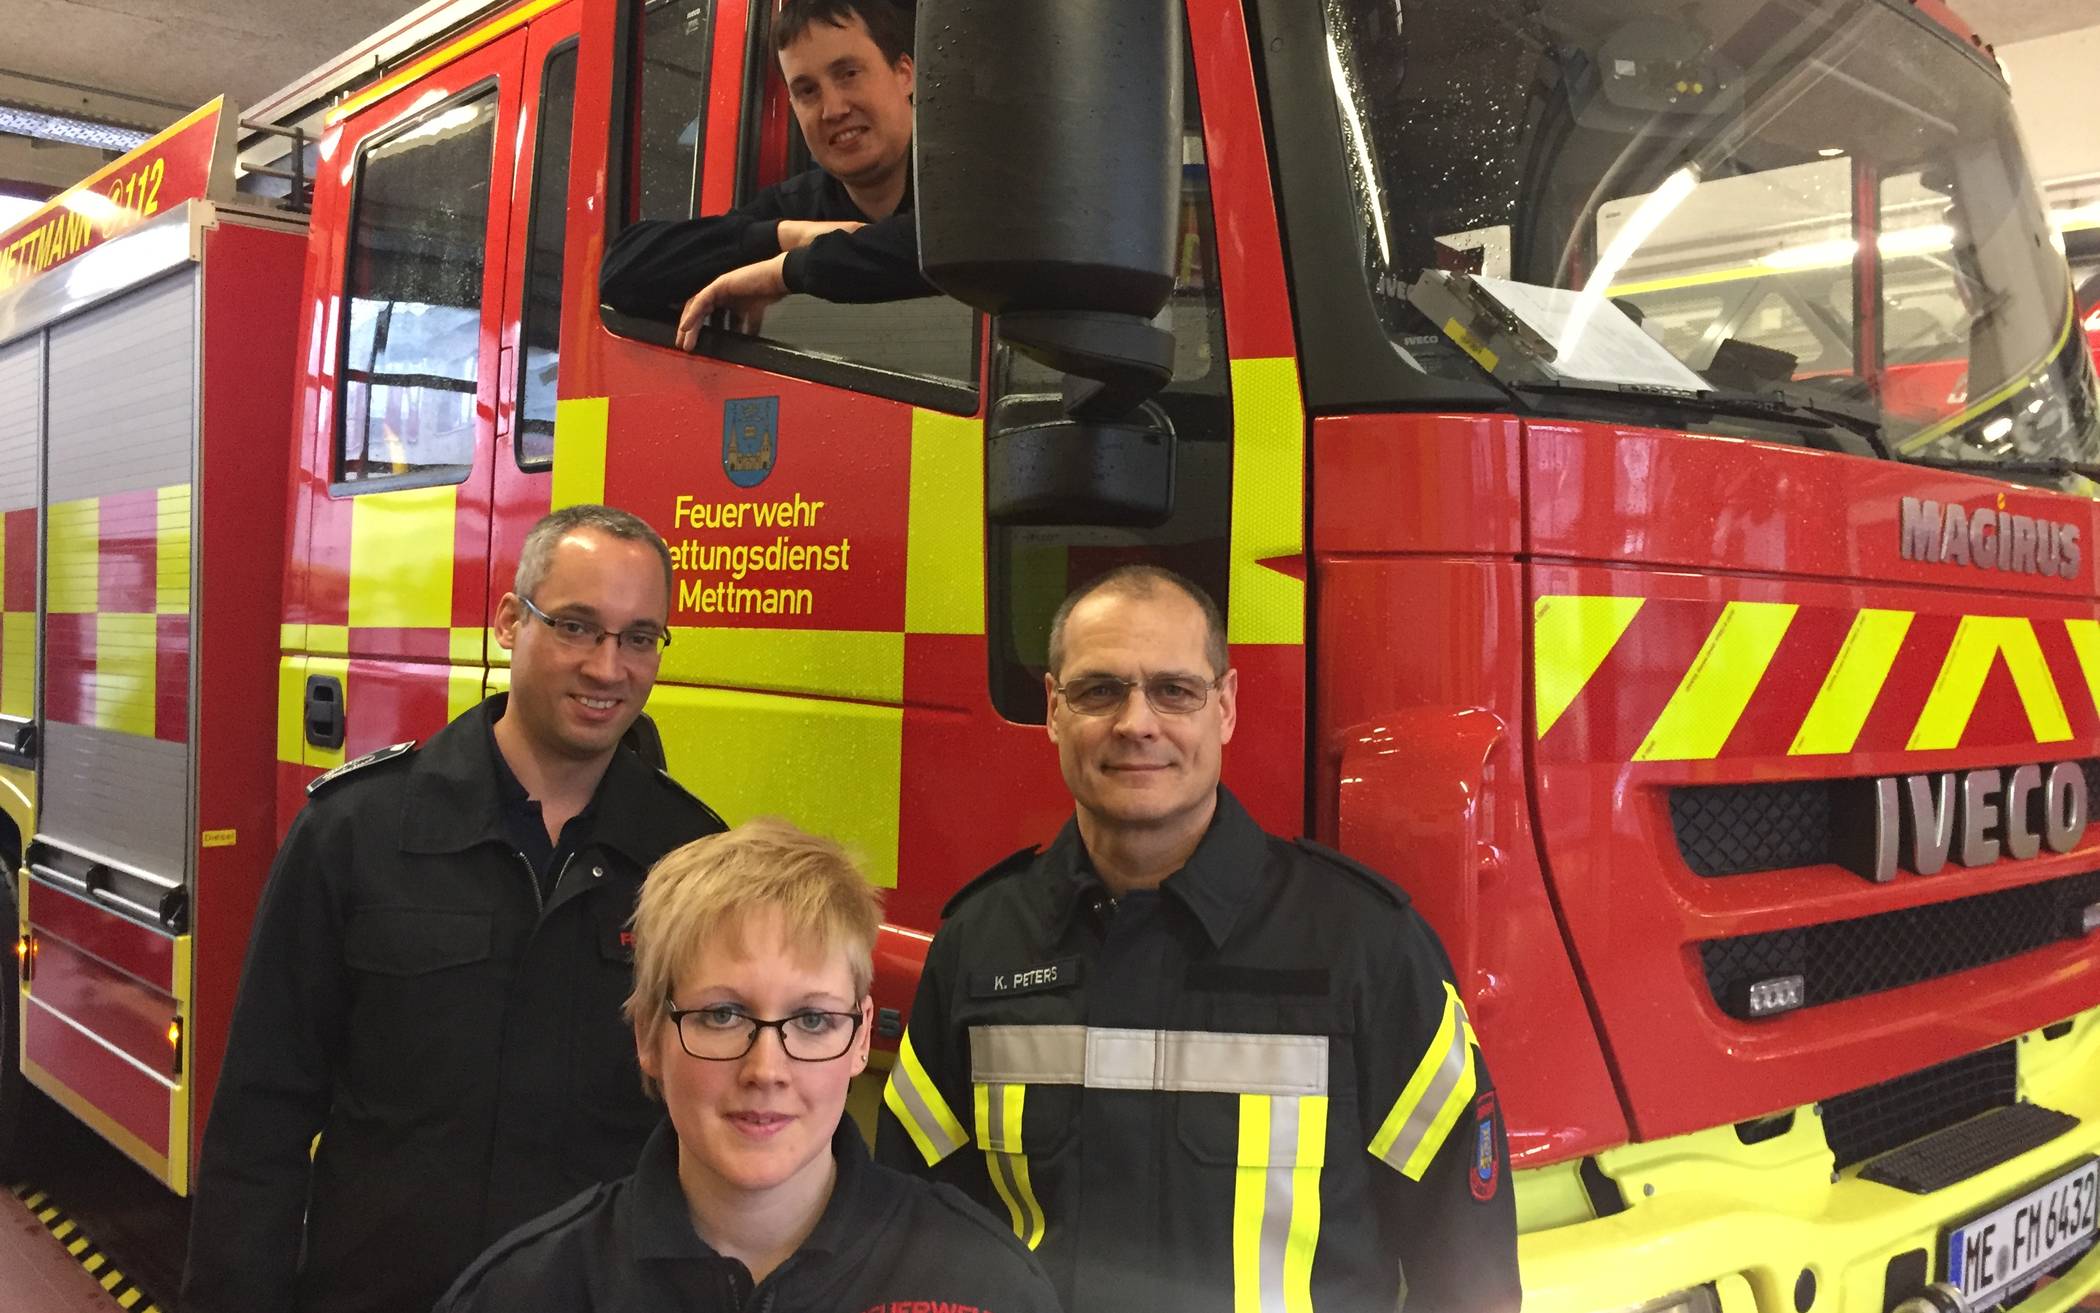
[971,1025,1328,1097]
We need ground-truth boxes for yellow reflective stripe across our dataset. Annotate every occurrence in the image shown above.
[93,613,156,737]
[47,497,96,614]
[448,626,484,664]
[307,624,350,656]
[975,1082,1045,1249]
[1,612,33,718]
[347,484,456,629]
[883,1030,968,1167]
[550,396,610,510]
[1369,982,1479,1180]
[279,622,304,651]
[1227,358,1305,647]
[1636,601,1798,761]
[1908,615,2072,750]
[1789,608,1913,755]
[659,627,903,704]
[1233,1093,1270,1313]
[447,665,485,723]
[1533,595,1644,738]
[906,408,985,636]
[1283,1096,1327,1313]
[155,483,190,614]
[1232,1093,1327,1313]
[2065,619,2100,718]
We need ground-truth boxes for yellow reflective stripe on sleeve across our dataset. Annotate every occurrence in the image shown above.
[550,396,609,510]
[906,408,985,636]
[1635,601,1798,761]
[1789,608,1913,755]
[1368,981,1479,1180]
[1227,358,1305,647]
[1533,595,1644,738]
[1232,1093,1327,1313]
[882,1030,968,1167]
[1908,615,2071,750]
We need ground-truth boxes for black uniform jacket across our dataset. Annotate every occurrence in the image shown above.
[181,696,726,1313]
[875,788,1522,1313]
[436,1117,1063,1313]
[599,166,931,323]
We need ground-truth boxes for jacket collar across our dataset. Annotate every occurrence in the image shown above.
[398,694,691,867]
[629,1115,884,1263]
[1044,786,1270,947]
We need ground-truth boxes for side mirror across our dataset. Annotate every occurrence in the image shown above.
[915,0,1183,525]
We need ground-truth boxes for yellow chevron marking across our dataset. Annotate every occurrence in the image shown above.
[2063,619,2100,719]
[1789,609,1914,756]
[1533,595,1645,738]
[1908,615,2071,751]
[1636,601,1798,761]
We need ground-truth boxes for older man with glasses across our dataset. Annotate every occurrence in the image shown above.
[876,564,1522,1313]
[184,505,726,1313]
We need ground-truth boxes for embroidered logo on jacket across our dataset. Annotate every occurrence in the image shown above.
[968,957,1081,999]
[1471,1091,1502,1202]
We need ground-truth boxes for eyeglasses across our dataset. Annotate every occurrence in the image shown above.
[1052,673,1224,717]
[665,1000,866,1062]
[520,596,671,657]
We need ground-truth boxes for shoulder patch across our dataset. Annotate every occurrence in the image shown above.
[305,741,417,797]
[941,845,1040,919]
[1291,838,1412,909]
[655,768,728,833]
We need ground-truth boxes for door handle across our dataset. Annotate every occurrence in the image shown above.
[304,674,346,750]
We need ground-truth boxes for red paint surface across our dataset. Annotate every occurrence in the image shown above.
[154,615,188,744]
[28,933,177,1077]
[42,613,91,728]
[25,995,169,1158]
[4,509,36,610]
[28,881,174,991]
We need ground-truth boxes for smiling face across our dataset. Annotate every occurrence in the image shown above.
[1046,586,1238,840]
[777,12,915,194]
[492,527,669,766]
[639,905,872,1201]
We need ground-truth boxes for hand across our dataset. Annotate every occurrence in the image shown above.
[676,254,790,348]
[776,218,864,249]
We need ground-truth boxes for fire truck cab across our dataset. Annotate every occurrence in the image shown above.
[1,0,2098,1310]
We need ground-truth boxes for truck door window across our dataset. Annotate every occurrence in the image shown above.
[985,37,1232,721]
[633,0,716,223]
[337,88,499,487]
[517,41,580,470]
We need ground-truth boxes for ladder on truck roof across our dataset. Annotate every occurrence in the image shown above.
[231,0,519,208]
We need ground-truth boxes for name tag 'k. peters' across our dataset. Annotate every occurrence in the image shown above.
[969,958,1082,999]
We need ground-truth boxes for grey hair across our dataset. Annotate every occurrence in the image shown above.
[514,504,675,604]
[1045,565,1228,677]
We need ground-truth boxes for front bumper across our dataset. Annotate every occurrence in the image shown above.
[1519,1007,2100,1312]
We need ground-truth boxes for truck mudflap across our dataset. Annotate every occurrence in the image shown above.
[1517,1007,2100,1313]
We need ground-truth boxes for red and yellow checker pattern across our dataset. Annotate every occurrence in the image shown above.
[0,506,37,720]
[41,487,190,742]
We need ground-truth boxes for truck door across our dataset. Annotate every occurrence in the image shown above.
[282,27,529,783]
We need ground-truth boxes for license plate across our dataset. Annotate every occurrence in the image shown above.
[1944,1159,2099,1309]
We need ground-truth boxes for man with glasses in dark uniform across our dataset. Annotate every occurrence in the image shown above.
[876,565,1521,1313]
[183,505,725,1313]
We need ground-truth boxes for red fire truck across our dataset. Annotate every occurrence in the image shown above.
[3,0,2099,1309]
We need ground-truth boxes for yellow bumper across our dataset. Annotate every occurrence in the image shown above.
[1519,1007,2100,1312]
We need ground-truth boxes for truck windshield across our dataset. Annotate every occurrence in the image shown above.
[1323,0,2100,489]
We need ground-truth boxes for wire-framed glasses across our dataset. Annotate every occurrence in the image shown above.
[1052,673,1224,717]
[520,595,671,657]
[664,999,865,1061]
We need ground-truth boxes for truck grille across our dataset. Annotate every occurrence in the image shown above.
[1822,1043,2016,1170]
[1670,760,2100,877]
[1700,870,2100,1018]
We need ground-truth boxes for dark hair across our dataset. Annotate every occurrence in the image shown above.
[1046,565,1229,677]
[515,504,674,605]
[774,0,913,68]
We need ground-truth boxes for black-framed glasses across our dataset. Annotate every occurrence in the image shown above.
[665,999,866,1061]
[1052,673,1224,717]
[520,595,671,657]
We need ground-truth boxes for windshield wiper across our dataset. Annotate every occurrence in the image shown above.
[1902,455,2100,480]
[1506,380,1894,460]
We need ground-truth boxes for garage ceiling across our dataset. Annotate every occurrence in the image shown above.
[1954,0,2094,45]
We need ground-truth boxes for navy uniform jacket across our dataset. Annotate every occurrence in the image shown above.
[599,166,931,323]
[181,695,725,1313]
[875,787,1521,1313]
[437,1118,1063,1313]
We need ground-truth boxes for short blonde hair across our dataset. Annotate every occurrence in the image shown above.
[624,818,883,1058]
